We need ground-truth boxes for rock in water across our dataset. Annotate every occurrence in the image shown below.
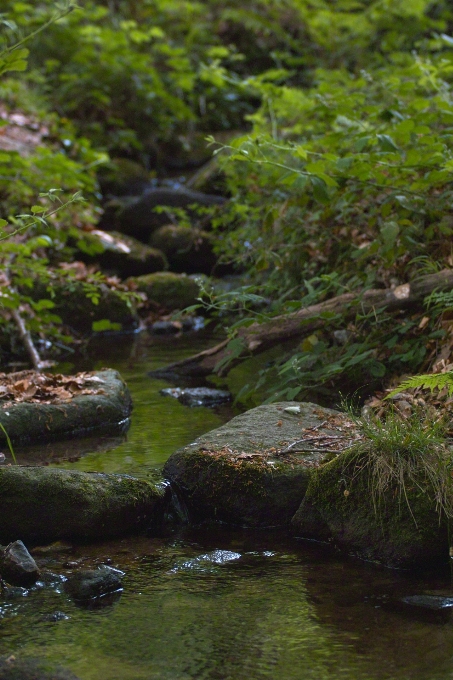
[0,467,167,543]
[163,402,348,527]
[0,540,40,586]
[64,566,124,602]
[0,655,80,679]
[160,387,231,407]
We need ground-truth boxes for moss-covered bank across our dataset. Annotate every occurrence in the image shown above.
[292,448,449,567]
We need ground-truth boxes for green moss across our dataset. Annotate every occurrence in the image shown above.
[292,447,450,567]
[0,466,167,543]
[132,271,201,310]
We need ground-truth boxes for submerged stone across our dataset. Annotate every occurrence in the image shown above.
[0,540,40,587]
[160,386,231,407]
[291,447,449,568]
[163,402,348,527]
[0,466,167,544]
[64,566,124,602]
[0,369,132,444]
[401,595,453,610]
[0,655,80,680]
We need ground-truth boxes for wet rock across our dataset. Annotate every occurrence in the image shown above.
[131,272,201,311]
[150,320,182,335]
[292,446,449,568]
[160,386,231,407]
[41,611,70,622]
[0,466,167,544]
[64,566,124,602]
[0,540,40,587]
[163,402,346,527]
[401,595,453,610]
[150,224,216,274]
[116,187,225,242]
[76,229,168,278]
[0,656,80,679]
[0,370,132,444]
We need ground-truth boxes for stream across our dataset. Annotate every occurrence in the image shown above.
[3,330,453,680]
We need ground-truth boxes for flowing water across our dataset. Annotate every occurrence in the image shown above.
[3,331,453,680]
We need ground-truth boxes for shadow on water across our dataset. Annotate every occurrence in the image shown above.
[4,331,453,680]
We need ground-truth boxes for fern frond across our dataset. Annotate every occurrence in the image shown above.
[386,371,453,399]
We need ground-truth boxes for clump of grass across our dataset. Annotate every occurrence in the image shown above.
[344,408,453,525]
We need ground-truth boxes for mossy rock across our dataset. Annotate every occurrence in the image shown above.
[0,655,80,680]
[98,157,150,196]
[116,188,225,242]
[0,369,132,444]
[131,272,201,311]
[77,230,168,278]
[150,224,216,274]
[0,465,167,543]
[30,277,139,334]
[163,402,347,527]
[292,448,449,568]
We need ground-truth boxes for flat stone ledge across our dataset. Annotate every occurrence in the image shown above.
[164,402,351,527]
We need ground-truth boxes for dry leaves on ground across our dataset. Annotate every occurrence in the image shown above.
[0,370,106,406]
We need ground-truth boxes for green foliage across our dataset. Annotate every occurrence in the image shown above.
[387,372,453,398]
[1,0,453,391]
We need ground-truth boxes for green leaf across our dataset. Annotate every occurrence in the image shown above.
[310,176,329,204]
[92,319,122,332]
[377,134,399,152]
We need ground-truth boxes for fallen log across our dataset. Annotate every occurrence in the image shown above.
[150,269,453,378]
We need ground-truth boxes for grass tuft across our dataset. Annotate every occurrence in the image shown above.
[344,408,453,525]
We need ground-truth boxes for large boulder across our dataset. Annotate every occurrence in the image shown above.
[76,229,168,278]
[115,187,225,242]
[150,224,216,274]
[0,369,132,444]
[163,402,350,527]
[0,466,167,543]
[131,272,201,311]
[292,447,449,568]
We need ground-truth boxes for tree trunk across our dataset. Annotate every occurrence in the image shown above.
[151,269,453,378]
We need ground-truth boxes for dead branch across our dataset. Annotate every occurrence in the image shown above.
[150,269,453,379]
